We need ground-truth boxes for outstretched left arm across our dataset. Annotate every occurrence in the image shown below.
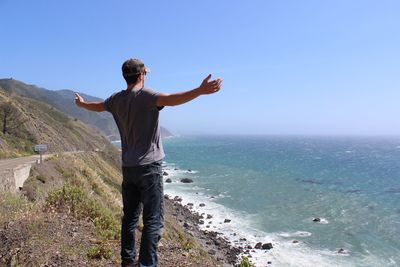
[74,93,106,112]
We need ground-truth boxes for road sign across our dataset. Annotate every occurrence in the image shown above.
[34,144,48,152]
[34,144,47,164]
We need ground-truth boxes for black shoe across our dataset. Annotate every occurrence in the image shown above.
[121,259,136,267]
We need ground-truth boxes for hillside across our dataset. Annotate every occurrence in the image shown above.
[0,151,227,266]
[0,88,119,159]
[0,78,174,140]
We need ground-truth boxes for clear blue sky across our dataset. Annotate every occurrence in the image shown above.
[1,0,400,135]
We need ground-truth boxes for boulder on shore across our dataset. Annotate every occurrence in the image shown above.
[224,219,231,223]
[181,178,193,183]
[165,178,172,183]
[173,196,182,202]
[262,243,273,250]
[255,242,262,249]
[163,171,169,176]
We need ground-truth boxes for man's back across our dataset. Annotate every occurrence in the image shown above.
[104,87,165,167]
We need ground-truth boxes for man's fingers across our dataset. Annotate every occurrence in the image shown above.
[211,79,223,88]
[74,93,84,104]
[203,74,212,82]
[200,75,223,94]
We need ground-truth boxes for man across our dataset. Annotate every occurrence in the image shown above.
[74,58,222,267]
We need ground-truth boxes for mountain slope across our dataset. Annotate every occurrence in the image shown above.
[0,78,173,140]
[0,88,119,159]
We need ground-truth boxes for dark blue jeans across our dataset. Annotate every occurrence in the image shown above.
[121,161,164,267]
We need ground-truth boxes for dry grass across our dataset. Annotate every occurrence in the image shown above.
[3,152,221,266]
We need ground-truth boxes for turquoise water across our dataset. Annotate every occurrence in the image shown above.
[162,136,400,266]
[114,136,400,266]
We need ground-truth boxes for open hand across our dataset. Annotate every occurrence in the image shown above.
[198,74,223,95]
[74,93,85,107]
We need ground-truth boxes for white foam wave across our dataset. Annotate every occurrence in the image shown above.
[319,218,329,224]
[278,231,312,238]
[163,164,199,175]
[311,217,329,224]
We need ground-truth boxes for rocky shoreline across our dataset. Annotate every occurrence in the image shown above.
[164,194,275,266]
[162,164,278,267]
[164,195,240,266]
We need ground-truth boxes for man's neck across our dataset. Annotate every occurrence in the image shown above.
[127,83,143,91]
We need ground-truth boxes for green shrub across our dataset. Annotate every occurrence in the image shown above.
[46,185,120,239]
[240,256,255,267]
[87,244,112,260]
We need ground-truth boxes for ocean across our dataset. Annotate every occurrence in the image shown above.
[113,136,400,266]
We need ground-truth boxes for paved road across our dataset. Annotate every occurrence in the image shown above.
[0,151,86,171]
[0,154,51,171]
[0,152,86,193]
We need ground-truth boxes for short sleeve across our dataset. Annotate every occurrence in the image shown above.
[104,93,117,113]
[141,88,164,111]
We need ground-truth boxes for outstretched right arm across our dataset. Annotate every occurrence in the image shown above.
[74,93,106,112]
[156,74,223,107]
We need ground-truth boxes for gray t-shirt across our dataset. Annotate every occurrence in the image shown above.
[104,87,165,167]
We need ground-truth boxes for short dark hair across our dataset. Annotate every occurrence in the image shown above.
[123,73,141,85]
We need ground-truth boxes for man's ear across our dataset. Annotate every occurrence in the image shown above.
[138,73,145,83]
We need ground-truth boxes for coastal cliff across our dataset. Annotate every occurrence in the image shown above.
[0,79,236,266]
